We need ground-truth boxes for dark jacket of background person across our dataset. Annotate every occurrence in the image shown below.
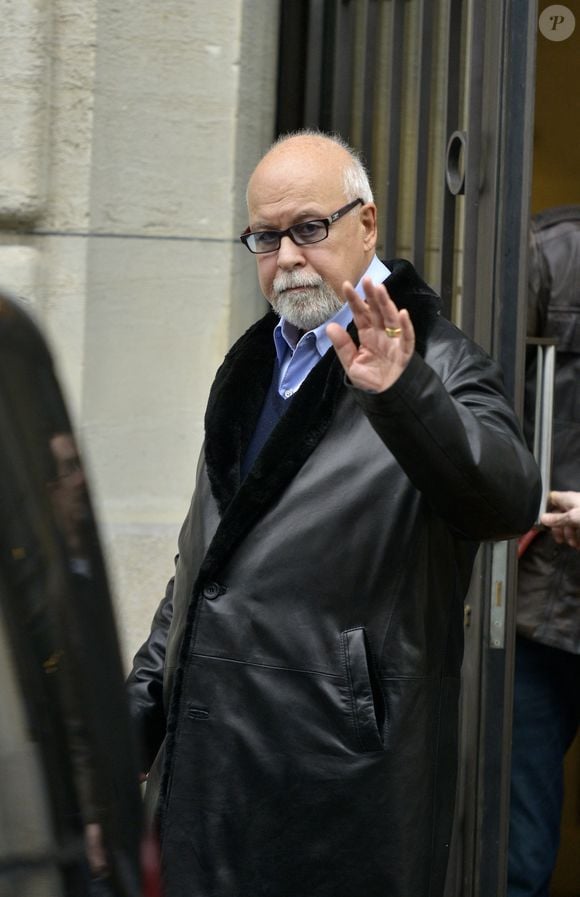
[127,261,541,897]
[517,207,580,653]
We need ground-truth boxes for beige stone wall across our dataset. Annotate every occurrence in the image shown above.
[0,0,280,665]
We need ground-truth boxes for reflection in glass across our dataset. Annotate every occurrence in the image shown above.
[0,290,145,896]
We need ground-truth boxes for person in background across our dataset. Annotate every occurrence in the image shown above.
[508,207,580,897]
[128,130,541,897]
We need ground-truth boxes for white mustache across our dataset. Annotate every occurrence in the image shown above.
[272,272,323,298]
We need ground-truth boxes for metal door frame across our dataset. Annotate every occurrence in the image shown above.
[456,2,537,895]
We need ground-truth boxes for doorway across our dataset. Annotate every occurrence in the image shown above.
[531,4,580,895]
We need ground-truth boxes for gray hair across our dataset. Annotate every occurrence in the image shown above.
[256,129,374,204]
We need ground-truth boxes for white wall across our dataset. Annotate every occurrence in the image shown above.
[0,0,280,664]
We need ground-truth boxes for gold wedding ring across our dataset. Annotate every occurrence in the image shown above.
[384,326,402,338]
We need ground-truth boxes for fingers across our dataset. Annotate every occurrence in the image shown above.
[395,308,415,358]
[341,280,374,330]
[564,526,580,549]
[547,490,580,513]
[328,277,416,389]
[361,277,397,325]
[542,491,580,550]
[326,321,358,369]
[84,823,109,878]
[555,524,580,550]
[541,511,580,550]
[360,277,389,331]
[342,277,415,347]
[342,277,396,327]
[541,512,567,530]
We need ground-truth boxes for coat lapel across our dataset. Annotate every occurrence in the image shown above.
[201,317,346,577]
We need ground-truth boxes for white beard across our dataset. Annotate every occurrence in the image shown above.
[270,272,344,331]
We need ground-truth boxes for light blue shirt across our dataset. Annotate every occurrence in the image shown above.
[273,255,391,398]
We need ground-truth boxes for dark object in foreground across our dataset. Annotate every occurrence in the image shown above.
[0,290,161,896]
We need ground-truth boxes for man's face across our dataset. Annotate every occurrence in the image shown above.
[246,139,377,330]
[47,433,87,548]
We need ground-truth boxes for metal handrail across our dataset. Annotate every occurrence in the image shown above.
[527,337,557,523]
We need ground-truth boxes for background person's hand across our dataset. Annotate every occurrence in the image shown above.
[541,490,580,550]
[84,822,109,879]
[326,277,415,393]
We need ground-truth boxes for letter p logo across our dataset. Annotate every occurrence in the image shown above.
[539,5,576,41]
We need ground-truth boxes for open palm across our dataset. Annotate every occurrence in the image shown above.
[327,277,415,392]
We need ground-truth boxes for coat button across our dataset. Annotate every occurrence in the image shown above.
[202,582,221,600]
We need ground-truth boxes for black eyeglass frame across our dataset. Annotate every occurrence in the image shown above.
[240,198,364,254]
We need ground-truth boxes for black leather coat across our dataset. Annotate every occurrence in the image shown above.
[128,260,541,897]
[517,207,580,653]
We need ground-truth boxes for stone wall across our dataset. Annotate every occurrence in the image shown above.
[0,0,280,664]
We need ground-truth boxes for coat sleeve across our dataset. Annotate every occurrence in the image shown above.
[126,574,174,772]
[352,322,542,540]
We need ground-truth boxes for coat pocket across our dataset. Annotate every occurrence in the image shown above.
[340,627,385,752]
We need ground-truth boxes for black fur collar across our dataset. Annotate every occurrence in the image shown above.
[198,259,440,579]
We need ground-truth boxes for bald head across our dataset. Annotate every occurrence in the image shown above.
[245,132,378,328]
[247,132,373,209]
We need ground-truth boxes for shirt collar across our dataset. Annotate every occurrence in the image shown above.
[274,255,391,358]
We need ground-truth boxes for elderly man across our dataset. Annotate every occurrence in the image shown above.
[128,131,541,897]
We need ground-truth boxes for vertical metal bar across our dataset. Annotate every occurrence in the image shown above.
[529,339,556,521]
[331,0,356,139]
[493,0,539,406]
[489,542,508,650]
[412,0,435,272]
[318,0,338,131]
[439,0,463,319]
[460,1,487,343]
[275,0,311,135]
[304,0,326,127]
[383,0,406,259]
[360,0,380,171]
[532,346,543,462]
[445,0,537,894]
[475,2,539,889]
[537,344,555,519]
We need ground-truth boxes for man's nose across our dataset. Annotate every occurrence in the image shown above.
[276,234,306,269]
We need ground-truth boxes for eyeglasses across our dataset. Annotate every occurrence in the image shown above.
[240,198,363,254]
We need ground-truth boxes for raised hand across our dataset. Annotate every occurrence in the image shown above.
[326,277,415,393]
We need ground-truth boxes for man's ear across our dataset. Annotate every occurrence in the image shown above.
[361,203,378,251]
